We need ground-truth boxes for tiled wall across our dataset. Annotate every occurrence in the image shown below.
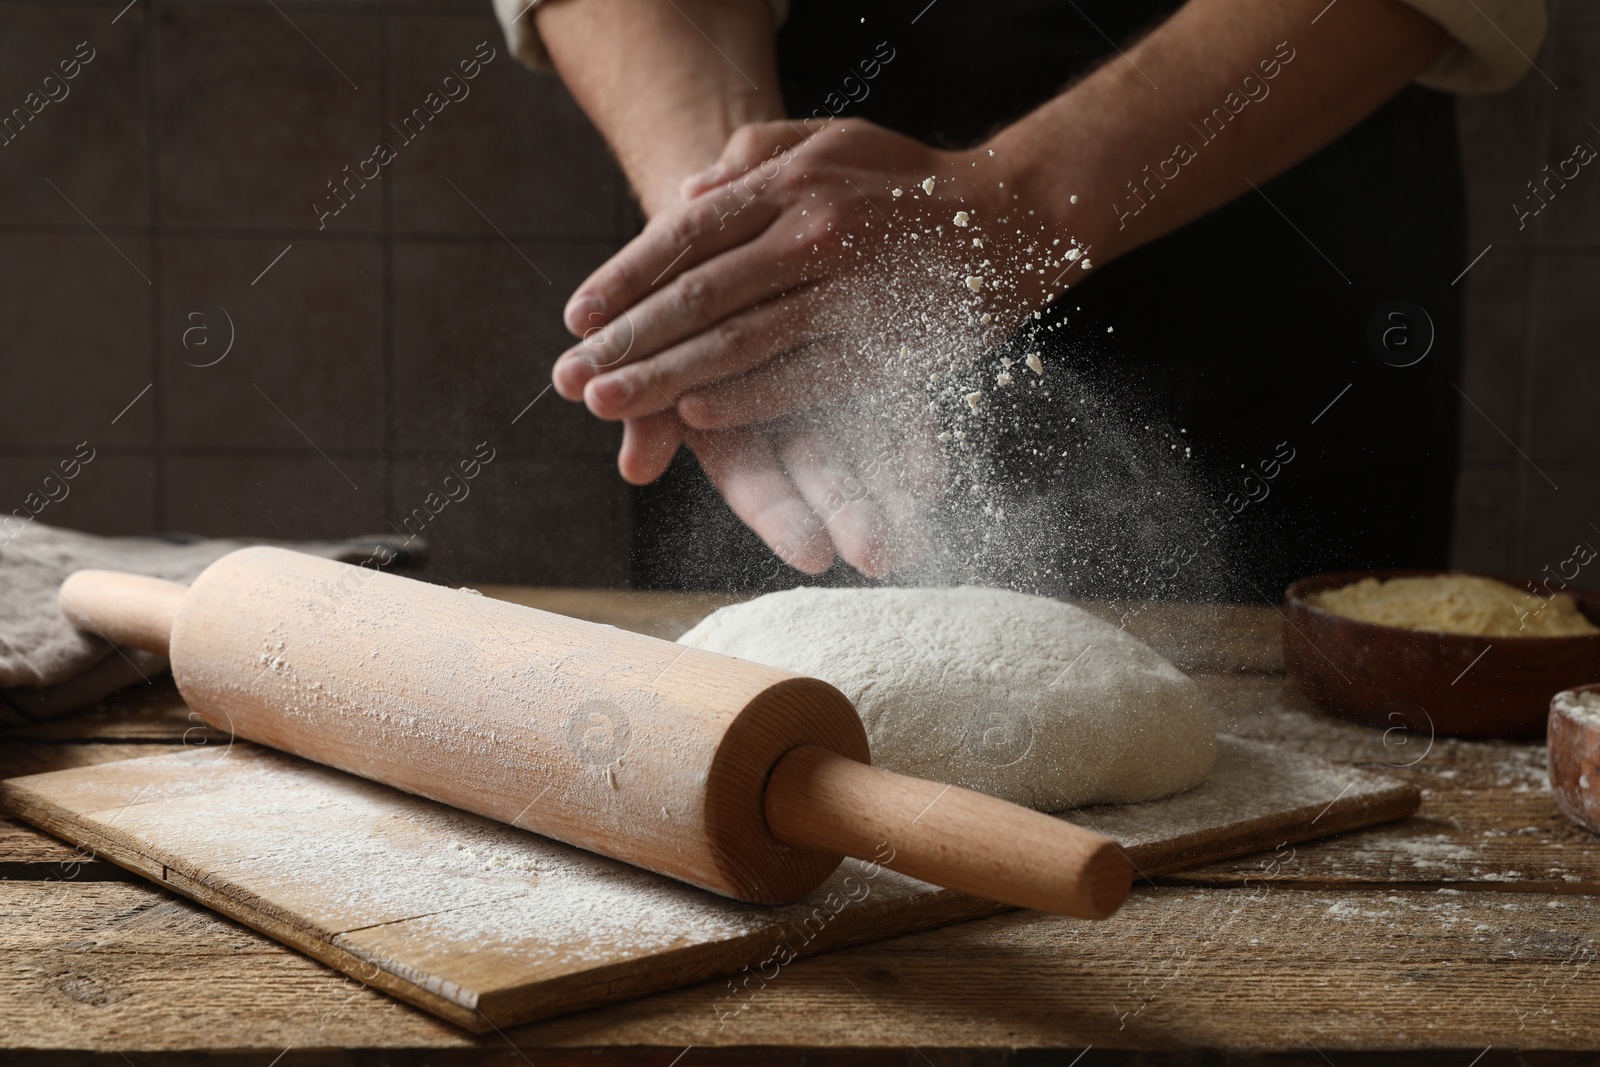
[0,0,634,586]
[0,0,1593,590]
[1451,0,1600,580]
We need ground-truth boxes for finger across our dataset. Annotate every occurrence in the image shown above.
[680,120,811,200]
[684,427,835,575]
[581,289,824,421]
[814,421,932,575]
[780,428,893,579]
[676,340,856,431]
[562,188,782,338]
[617,411,684,486]
[555,237,816,403]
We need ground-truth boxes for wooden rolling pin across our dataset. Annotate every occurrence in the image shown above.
[59,547,1131,919]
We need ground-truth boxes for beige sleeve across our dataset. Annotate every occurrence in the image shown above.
[1399,0,1547,92]
[493,0,789,71]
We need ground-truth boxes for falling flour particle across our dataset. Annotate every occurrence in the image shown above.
[922,177,936,194]
[997,370,1013,387]
[1081,258,1092,269]
[1070,194,1079,204]
[973,238,983,248]
[1026,352,1044,375]
[892,187,903,197]
[899,344,911,359]
[1064,248,1081,262]
[966,275,985,292]
[965,390,983,412]
[980,312,992,323]
[1106,326,1114,333]
[954,211,970,227]
[937,431,952,443]
[678,587,1217,810]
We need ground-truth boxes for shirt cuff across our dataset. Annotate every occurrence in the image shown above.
[1399,0,1547,93]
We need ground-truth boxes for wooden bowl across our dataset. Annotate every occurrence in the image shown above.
[1283,569,1600,739]
[1549,684,1600,834]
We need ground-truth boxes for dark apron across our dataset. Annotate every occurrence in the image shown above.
[634,0,1464,601]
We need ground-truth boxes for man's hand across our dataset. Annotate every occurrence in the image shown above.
[552,118,1061,436]
[552,117,1064,576]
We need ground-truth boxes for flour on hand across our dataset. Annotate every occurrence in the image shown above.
[678,586,1216,811]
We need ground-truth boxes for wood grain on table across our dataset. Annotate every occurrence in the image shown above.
[2,592,1597,1065]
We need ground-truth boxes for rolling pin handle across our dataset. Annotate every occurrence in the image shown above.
[58,570,186,657]
[764,745,1132,920]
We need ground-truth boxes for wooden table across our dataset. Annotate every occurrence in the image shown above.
[3,590,1598,1065]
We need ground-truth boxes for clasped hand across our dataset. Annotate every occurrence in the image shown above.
[552,118,1051,578]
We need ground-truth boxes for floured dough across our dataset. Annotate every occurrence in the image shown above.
[678,586,1215,811]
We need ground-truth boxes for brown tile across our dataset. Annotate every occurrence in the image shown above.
[156,8,382,230]
[164,454,385,539]
[0,5,148,226]
[1512,470,1600,583]
[388,14,621,237]
[392,239,620,457]
[1456,65,1550,247]
[1449,467,1514,574]
[160,235,384,451]
[1457,249,1529,466]
[1536,30,1600,246]
[0,234,154,448]
[0,452,156,537]
[1525,253,1600,466]
[391,457,630,586]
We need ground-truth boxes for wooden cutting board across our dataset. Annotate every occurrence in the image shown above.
[0,734,1416,1032]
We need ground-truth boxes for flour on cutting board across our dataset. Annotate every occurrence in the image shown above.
[76,747,933,973]
[1075,733,1357,847]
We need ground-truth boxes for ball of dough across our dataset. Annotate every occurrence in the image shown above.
[678,586,1215,811]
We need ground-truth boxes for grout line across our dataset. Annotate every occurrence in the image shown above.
[443,177,553,283]
[146,0,166,531]
[379,2,394,529]
[44,178,151,284]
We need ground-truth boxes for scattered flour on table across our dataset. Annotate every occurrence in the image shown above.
[678,585,1216,811]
